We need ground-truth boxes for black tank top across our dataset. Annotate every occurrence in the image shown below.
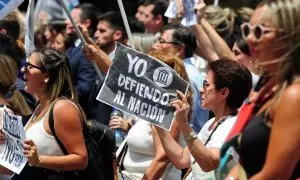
[240,113,300,179]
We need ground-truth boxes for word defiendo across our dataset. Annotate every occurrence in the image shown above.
[118,73,170,106]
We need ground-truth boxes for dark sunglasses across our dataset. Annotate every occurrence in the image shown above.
[240,22,282,42]
[24,62,46,72]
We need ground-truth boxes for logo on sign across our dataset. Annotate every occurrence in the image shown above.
[153,67,173,87]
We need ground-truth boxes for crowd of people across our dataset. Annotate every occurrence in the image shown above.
[0,0,299,179]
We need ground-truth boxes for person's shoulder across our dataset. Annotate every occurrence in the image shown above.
[273,83,300,116]
[221,115,237,129]
[281,83,300,103]
[201,117,215,129]
[53,99,80,116]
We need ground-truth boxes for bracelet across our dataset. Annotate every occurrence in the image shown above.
[184,130,197,141]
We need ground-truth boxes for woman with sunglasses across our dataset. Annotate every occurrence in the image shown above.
[12,48,88,179]
[0,55,32,179]
[155,59,252,180]
[226,0,300,179]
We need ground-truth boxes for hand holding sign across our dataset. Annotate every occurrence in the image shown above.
[171,90,190,126]
[181,0,198,27]
[97,43,189,130]
[80,24,100,60]
[0,109,27,174]
[23,140,40,167]
[82,43,112,74]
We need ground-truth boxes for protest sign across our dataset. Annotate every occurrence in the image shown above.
[0,0,24,20]
[164,0,177,19]
[181,0,198,27]
[97,43,189,130]
[0,108,27,174]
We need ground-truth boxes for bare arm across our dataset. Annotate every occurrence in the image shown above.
[173,91,221,172]
[24,100,88,171]
[192,24,219,62]
[155,123,191,169]
[180,121,220,172]
[142,123,180,180]
[250,84,300,179]
[80,25,112,74]
[193,1,235,61]
[199,18,235,61]
[82,42,112,75]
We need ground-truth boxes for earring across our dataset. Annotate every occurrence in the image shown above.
[44,79,48,83]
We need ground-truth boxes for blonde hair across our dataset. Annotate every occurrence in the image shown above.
[235,7,254,22]
[259,0,300,84]
[258,0,300,116]
[0,55,31,116]
[205,5,236,38]
[34,48,77,103]
[132,33,159,54]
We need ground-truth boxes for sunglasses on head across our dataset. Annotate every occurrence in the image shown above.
[240,22,281,42]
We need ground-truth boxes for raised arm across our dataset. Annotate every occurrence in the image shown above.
[192,24,219,62]
[199,18,235,61]
[193,1,235,61]
[142,121,181,179]
[80,25,112,74]
[155,122,191,170]
[82,43,112,75]
[174,91,222,172]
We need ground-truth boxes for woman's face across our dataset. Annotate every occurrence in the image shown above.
[44,27,54,41]
[200,70,223,112]
[232,43,254,72]
[22,53,47,95]
[51,33,66,53]
[244,5,280,72]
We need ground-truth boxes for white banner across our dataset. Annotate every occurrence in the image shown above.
[0,108,27,174]
[0,0,24,20]
[25,0,36,58]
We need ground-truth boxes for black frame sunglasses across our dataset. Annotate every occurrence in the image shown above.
[24,62,47,72]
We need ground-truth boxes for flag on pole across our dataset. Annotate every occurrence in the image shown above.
[25,0,36,58]
[0,0,24,20]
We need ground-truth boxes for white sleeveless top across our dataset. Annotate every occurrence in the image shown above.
[122,120,183,180]
[25,110,64,156]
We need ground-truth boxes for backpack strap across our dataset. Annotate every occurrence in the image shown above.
[49,104,68,155]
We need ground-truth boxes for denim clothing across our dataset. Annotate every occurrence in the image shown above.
[184,58,209,133]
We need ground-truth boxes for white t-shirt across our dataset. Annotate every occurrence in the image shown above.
[251,73,260,88]
[186,116,238,180]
